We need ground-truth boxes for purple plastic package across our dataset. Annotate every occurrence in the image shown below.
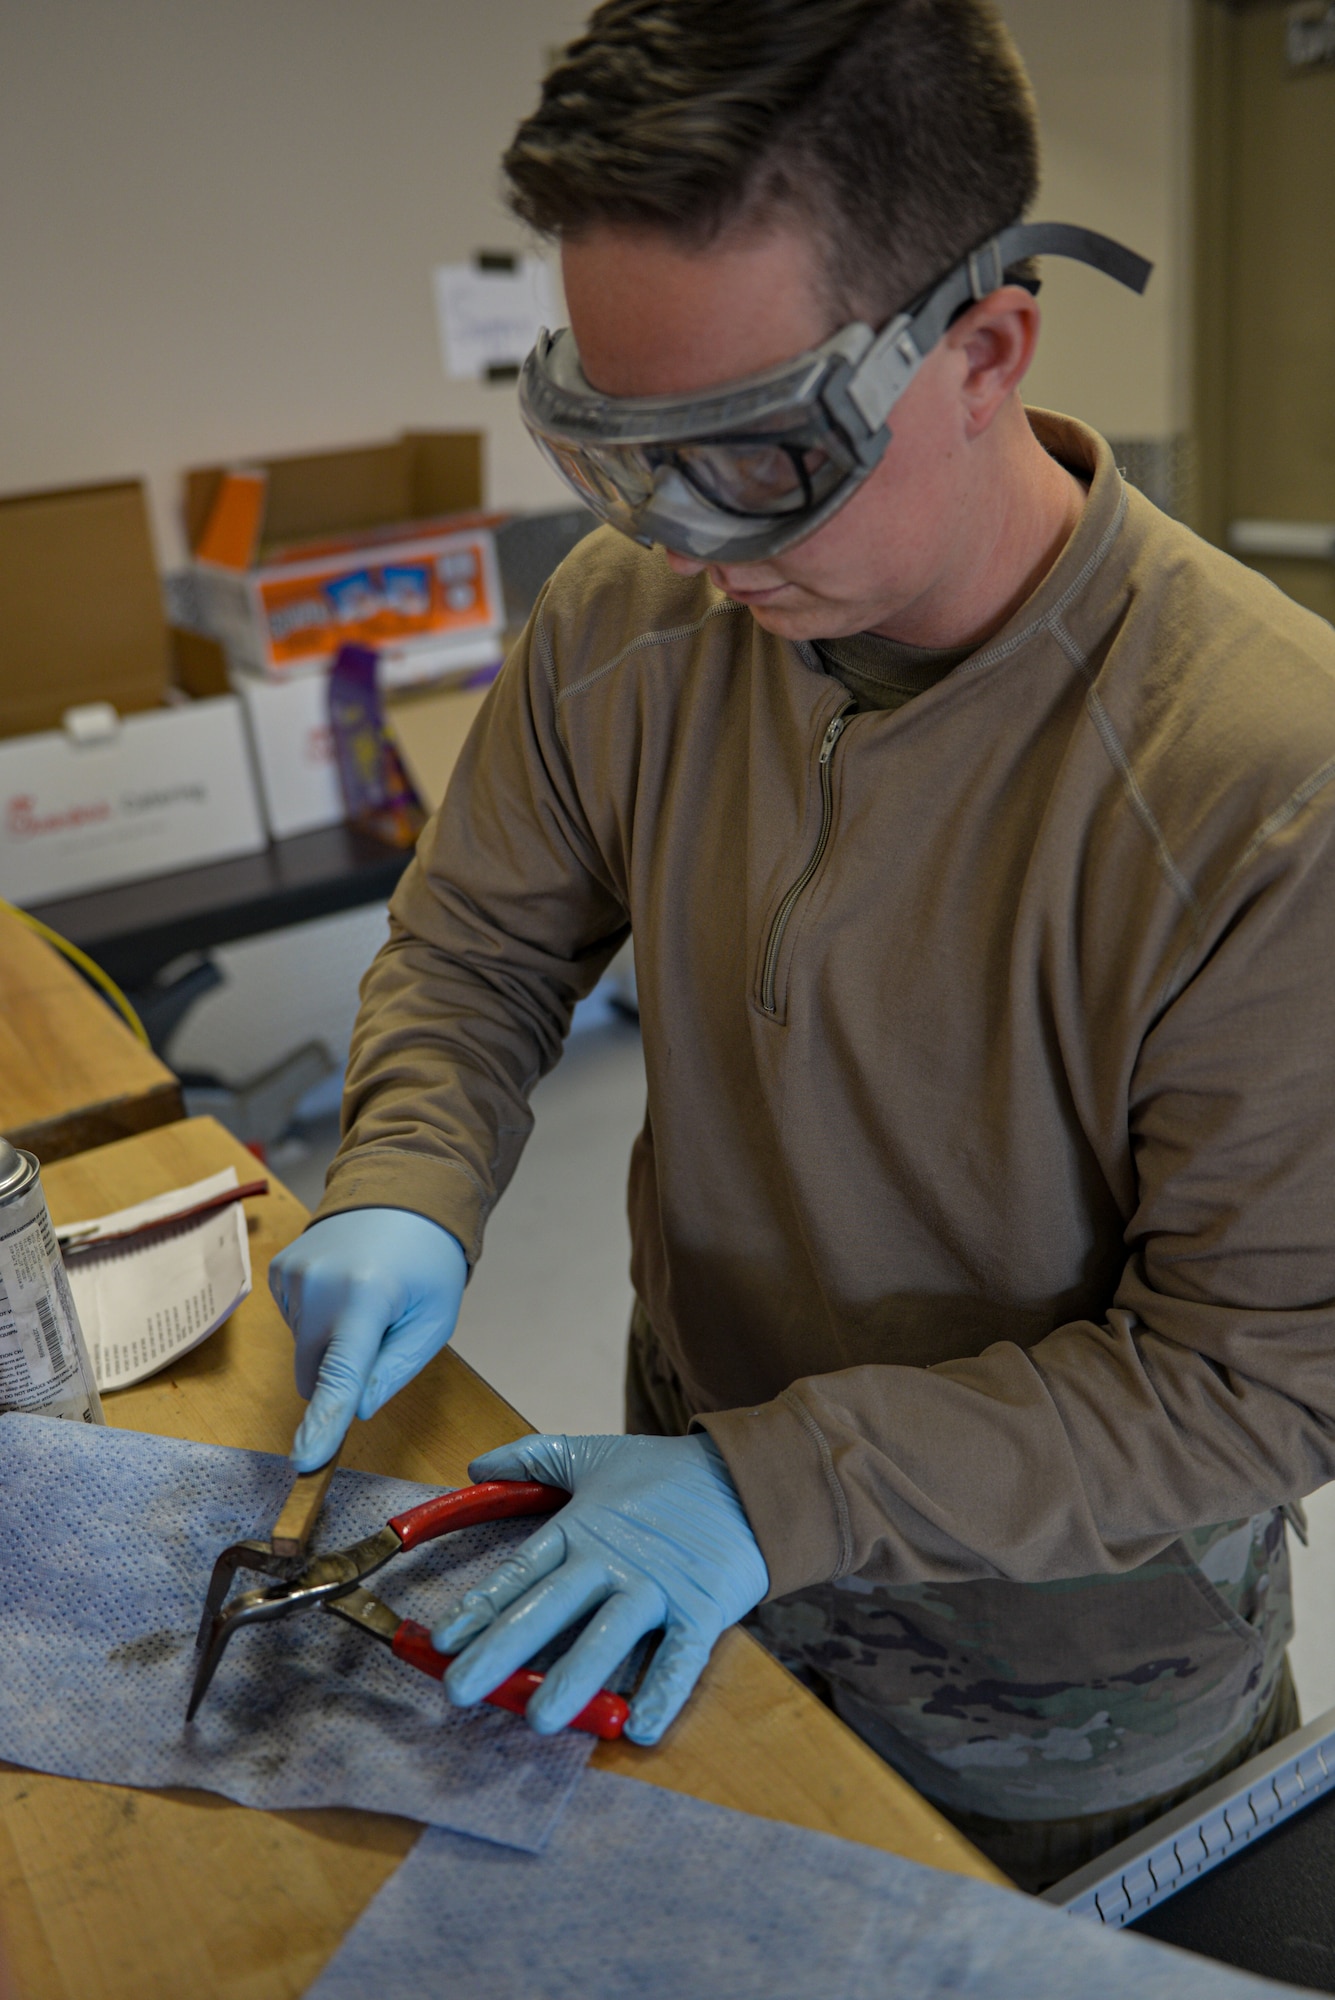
[327,643,426,847]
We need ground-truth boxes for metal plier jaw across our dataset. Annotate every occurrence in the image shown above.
[186,1479,631,1739]
[188,1525,405,1717]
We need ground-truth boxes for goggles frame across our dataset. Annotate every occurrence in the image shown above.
[519,221,1152,564]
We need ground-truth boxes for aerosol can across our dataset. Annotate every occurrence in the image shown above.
[0,1136,103,1423]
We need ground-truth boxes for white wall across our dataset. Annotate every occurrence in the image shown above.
[0,0,1191,573]
[1000,0,1193,440]
[0,0,1196,1079]
[0,0,1196,1095]
[0,0,585,564]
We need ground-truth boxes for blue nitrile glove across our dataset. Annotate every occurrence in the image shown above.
[433,1432,770,1745]
[270,1209,467,1472]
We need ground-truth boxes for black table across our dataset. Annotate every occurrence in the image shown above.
[29,824,412,1055]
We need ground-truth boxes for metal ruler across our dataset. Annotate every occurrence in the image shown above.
[1042,1704,1335,1927]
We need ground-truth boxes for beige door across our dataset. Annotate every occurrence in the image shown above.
[1195,1,1335,624]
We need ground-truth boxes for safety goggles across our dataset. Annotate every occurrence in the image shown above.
[519,221,1151,565]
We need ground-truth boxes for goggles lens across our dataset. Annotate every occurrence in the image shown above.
[541,432,841,524]
[667,436,839,518]
[518,323,870,559]
[540,438,650,511]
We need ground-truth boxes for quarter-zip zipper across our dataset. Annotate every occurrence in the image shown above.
[760,705,853,1015]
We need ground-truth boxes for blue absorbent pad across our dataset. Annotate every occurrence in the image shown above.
[0,1413,596,1851]
[306,1770,1303,2000]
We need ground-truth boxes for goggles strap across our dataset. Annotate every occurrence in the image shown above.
[967,239,1006,300]
[847,222,1153,434]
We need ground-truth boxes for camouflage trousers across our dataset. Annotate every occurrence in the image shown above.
[626,1302,1298,1892]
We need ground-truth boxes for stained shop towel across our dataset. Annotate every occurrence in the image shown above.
[0,1413,595,1852]
[306,1770,1303,2000]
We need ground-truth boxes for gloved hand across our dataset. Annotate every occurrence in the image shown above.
[433,1432,769,1744]
[270,1208,467,1472]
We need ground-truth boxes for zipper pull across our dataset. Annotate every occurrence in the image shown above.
[819,713,849,764]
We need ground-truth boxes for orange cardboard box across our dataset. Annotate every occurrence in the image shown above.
[186,431,505,688]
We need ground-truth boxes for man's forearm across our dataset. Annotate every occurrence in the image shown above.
[702,1303,1335,1599]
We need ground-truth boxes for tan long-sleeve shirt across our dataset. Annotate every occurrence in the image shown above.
[320,412,1335,1606]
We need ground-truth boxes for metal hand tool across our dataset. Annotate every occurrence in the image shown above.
[193,1447,345,1647]
[187,1477,630,1739]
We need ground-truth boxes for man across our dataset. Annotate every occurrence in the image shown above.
[271,0,1335,1889]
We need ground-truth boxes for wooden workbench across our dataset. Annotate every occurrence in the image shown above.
[0,1118,1004,1998]
[0,907,181,1161]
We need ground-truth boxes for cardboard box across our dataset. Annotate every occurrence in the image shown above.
[386,677,496,814]
[0,480,170,738]
[186,431,505,686]
[184,430,483,554]
[234,650,501,841]
[0,472,268,901]
[0,695,267,905]
[232,667,342,841]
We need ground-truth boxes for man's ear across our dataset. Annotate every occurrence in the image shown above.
[948,286,1041,438]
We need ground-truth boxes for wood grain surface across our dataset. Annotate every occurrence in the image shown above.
[0,910,181,1162]
[0,1117,1005,1999]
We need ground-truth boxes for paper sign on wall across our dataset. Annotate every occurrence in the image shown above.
[433,256,555,381]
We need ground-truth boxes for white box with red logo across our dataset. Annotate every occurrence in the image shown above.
[0,696,266,906]
[231,667,342,841]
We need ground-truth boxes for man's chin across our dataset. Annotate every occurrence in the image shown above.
[730,592,820,638]
[712,572,892,643]
[742,597,862,644]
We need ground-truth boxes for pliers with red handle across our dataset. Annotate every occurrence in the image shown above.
[187,1478,629,1740]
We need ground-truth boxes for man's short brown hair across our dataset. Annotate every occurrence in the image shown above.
[503,0,1040,322]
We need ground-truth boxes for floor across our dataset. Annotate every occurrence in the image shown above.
[269,1008,1335,1725]
[271,997,644,1439]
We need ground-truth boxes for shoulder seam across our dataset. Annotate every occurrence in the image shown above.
[553,597,746,712]
[535,603,559,707]
[1069,644,1203,924]
[1012,486,1205,923]
[950,481,1204,922]
[960,485,1130,677]
[1156,750,1335,1012]
[1214,749,1335,903]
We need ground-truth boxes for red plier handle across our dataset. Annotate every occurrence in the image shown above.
[391,1618,629,1739]
[387,1477,563,1550]
[377,1477,630,1739]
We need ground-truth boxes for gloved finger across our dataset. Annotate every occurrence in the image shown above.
[290,1400,349,1475]
[431,1519,569,1652]
[467,1435,576,1491]
[624,1625,714,1745]
[359,1301,461,1419]
[268,1252,295,1323]
[292,1291,388,1402]
[522,1588,658,1736]
[273,1262,338,1367]
[443,1554,614,1707]
[289,1297,392,1466]
[271,1248,343,1341]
